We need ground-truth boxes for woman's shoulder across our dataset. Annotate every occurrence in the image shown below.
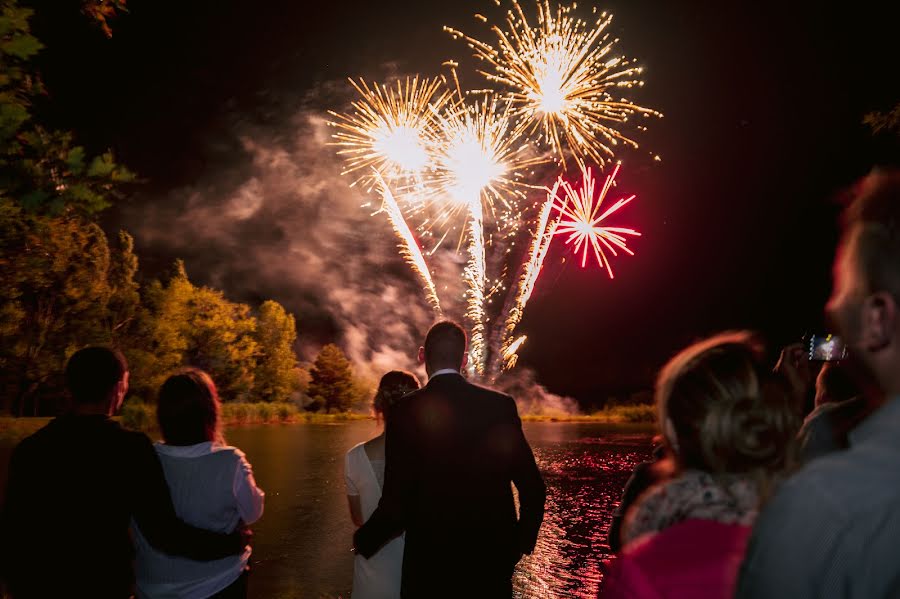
[345,442,368,466]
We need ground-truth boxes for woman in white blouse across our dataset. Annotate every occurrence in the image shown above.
[345,370,420,599]
[134,369,264,599]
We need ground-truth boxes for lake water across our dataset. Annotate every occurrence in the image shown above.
[225,421,654,598]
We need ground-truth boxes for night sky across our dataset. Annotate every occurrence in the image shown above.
[24,0,900,404]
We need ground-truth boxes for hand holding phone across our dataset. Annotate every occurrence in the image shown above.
[807,334,848,362]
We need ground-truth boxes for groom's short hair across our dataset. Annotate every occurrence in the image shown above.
[424,321,467,368]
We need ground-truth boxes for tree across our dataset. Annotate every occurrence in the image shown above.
[131,261,260,403]
[1,0,135,218]
[107,230,140,342]
[864,102,900,137]
[253,300,300,402]
[307,344,356,412]
[186,285,258,402]
[0,203,114,414]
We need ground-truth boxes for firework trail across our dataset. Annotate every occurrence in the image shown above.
[463,201,488,374]
[552,162,640,278]
[328,1,658,380]
[488,181,561,376]
[426,96,544,374]
[445,0,661,169]
[372,170,443,315]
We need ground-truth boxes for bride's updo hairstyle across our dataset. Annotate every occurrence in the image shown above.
[657,331,799,478]
[373,370,420,424]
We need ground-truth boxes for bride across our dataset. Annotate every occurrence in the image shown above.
[344,370,421,599]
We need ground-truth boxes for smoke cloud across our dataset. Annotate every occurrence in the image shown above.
[124,78,578,413]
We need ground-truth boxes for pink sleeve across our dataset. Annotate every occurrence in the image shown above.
[598,556,662,599]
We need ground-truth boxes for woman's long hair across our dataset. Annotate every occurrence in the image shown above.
[157,369,224,446]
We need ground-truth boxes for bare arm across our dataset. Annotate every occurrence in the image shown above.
[347,495,364,528]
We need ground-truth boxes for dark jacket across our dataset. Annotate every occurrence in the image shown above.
[0,414,243,599]
[354,373,546,598]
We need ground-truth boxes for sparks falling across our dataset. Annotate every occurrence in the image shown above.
[327,0,657,379]
[445,0,662,169]
[372,170,443,316]
[428,97,543,374]
[552,163,640,278]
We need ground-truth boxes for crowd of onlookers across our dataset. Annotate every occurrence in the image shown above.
[601,169,900,598]
[2,169,899,599]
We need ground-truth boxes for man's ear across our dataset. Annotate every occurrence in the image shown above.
[461,352,468,368]
[861,292,896,352]
[418,346,426,364]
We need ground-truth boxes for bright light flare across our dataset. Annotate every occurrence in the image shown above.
[428,95,541,218]
[552,163,640,278]
[328,76,450,187]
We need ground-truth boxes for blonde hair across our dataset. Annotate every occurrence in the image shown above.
[657,331,798,479]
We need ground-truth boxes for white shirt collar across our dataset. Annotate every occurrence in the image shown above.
[155,441,215,458]
[429,368,461,380]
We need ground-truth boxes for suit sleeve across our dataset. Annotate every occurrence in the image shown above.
[131,434,244,560]
[0,443,30,585]
[506,396,546,555]
[353,406,412,558]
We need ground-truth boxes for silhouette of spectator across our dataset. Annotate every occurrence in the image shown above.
[0,348,244,599]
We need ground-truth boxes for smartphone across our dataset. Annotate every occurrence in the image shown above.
[807,333,848,362]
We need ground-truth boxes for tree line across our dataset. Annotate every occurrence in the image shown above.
[0,0,370,416]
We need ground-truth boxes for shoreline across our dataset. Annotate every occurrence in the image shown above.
[1,405,656,445]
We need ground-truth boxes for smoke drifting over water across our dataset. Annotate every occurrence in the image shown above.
[124,80,578,413]
[495,367,580,416]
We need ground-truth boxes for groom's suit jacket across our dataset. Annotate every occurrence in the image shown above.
[354,372,546,598]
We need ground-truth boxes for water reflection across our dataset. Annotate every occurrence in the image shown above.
[227,421,652,598]
[514,426,653,598]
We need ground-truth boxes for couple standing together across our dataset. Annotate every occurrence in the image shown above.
[344,321,547,598]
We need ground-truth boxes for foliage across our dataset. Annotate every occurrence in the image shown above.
[81,0,128,38]
[864,102,900,137]
[0,202,133,414]
[0,0,135,218]
[253,300,301,402]
[307,344,356,412]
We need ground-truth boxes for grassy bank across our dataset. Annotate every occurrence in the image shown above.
[520,403,656,424]
[119,401,370,432]
[0,417,52,443]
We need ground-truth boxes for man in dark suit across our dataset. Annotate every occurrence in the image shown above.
[0,347,245,599]
[354,321,546,598]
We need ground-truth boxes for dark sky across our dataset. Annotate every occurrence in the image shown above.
[24,0,900,403]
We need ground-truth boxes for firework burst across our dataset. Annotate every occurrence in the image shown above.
[552,163,640,278]
[327,76,450,189]
[327,0,658,381]
[426,96,544,374]
[446,0,661,169]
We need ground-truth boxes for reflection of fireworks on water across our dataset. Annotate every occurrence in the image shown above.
[551,163,640,278]
[445,0,661,169]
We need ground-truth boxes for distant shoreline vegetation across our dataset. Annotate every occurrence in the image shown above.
[0,402,656,444]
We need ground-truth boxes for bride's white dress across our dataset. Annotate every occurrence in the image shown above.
[344,442,404,599]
